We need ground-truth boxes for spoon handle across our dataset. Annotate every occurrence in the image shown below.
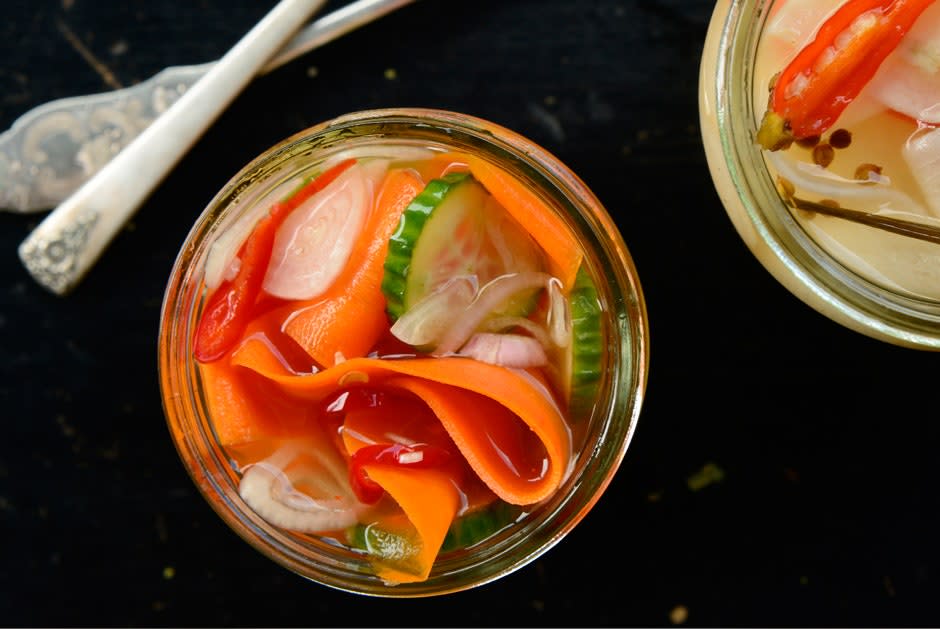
[262,0,417,74]
[18,0,329,296]
[0,0,418,214]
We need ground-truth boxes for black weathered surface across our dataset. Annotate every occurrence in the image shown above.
[1,1,936,626]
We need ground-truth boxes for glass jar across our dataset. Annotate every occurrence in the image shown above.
[700,0,940,349]
[158,108,649,596]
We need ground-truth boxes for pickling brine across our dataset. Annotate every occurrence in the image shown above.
[160,109,647,596]
[190,143,604,585]
[755,0,940,300]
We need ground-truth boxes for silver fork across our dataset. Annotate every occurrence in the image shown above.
[9,0,417,295]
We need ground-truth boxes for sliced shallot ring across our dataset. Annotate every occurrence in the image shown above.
[546,277,572,348]
[203,193,284,290]
[459,332,549,368]
[482,315,552,348]
[238,445,363,533]
[434,271,553,356]
[262,160,386,301]
[390,275,478,347]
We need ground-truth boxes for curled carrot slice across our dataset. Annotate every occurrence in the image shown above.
[364,466,459,584]
[343,410,460,583]
[229,340,572,506]
[386,376,560,505]
[197,358,316,448]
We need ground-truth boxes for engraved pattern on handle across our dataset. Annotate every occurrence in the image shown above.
[0,64,209,213]
[19,208,100,295]
[0,0,417,214]
[17,0,329,295]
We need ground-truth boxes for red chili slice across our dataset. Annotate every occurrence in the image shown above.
[349,443,454,505]
[757,0,936,150]
[193,159,356,363]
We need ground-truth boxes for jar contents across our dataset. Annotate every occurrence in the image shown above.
[755,0,940,300]
[192,144,605,584]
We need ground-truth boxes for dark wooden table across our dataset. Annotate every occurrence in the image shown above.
[2,1,937,626]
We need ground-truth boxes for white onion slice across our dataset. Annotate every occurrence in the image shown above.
[203,197,283,291]
[766,149,929,216]
[434,271,552,356]
[262,160,386,301]
[546,277,572,349]
[903,125,940,217]
[866,1,940,125]
[238,444,365,534]
[482,315,552,348]
[459,332,548,368]
[390,275,478,347]
[763,0,833,53]
[767,136,940,300]
[239,462,359,533]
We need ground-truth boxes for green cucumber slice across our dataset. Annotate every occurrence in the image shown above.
[381,172,543,322]
[346,521,424,577]
[554,265,604,418]
[383,172,487,320]
[440,501,520,552]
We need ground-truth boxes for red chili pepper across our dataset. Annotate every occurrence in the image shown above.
[318,387,387,451]
[349,443,454,505]
[193,158,357,363]
[758,0,936,150]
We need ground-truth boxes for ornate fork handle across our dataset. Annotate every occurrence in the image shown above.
[16,0,330,296]
[13,0,417,296]
[0,63,211,214]
[0,0,417,214]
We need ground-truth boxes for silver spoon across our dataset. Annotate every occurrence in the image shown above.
[0,0,417,214]
[16,0,415,296]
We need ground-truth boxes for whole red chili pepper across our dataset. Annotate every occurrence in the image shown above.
[349,443,454,505]
[757,0,936,150]
[193,158,356,362]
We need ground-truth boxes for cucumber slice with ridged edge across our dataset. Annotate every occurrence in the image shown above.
[381,172,543,322]
[345,519,425,577]
[381,170,603,415]
[560,265,605,417]
[382,172,488,321]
